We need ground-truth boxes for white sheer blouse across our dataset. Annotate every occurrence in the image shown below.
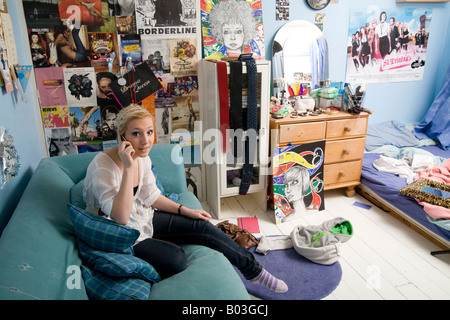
[83,152,161,243]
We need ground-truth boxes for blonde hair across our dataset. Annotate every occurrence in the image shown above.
[115,104,154,137]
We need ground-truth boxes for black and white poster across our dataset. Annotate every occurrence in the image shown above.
[135,0,197,38]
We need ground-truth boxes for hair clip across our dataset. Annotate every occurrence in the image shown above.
[238,53,253,61]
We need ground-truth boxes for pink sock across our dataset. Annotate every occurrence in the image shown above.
[250,269,288,293]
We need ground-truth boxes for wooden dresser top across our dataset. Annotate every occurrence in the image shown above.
[270,111,370,126]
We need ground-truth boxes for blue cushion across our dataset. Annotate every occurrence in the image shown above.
[77,239,161,284]
[81,265,151,300]
[67,203,139,254]
[151,164,180,202]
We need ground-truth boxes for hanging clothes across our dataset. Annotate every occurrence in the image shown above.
[310,36,328,89]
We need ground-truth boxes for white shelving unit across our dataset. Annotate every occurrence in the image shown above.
[199,59,271,218]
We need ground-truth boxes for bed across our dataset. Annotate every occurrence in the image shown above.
[356,69,450,254]
[358,143,450,253]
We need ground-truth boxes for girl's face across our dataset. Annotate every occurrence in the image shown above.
[222,23,244,53]
[123,116,154,158]
[31,34,39,44]
[284,178,303,202]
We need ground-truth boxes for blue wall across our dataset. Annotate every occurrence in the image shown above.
[0,1,44,234]
[0,0,448,234]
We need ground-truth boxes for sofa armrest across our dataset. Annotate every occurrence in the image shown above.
[149,144,187,194]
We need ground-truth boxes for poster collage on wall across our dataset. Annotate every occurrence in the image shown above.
[23,0,201,157]
[22,0,267,203]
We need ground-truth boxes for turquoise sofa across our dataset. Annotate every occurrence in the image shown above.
[0,144,249,300]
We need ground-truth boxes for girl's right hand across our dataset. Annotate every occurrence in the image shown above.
[118,135,136,169]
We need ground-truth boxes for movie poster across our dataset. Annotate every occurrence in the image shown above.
[273,141,325,224]
[201,0,265,59]
[346,7,432,83]
[135,0,197,38]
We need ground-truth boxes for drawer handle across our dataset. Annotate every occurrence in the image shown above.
[298,131,304,137]
[344,126,352,132]
[342,149,350,155]
[339,171,346,177]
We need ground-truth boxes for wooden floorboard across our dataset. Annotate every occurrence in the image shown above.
[207,189,450,300]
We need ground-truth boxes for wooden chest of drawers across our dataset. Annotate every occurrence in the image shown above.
[270,111,369,197]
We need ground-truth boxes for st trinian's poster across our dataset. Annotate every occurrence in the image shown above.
[346,7,432,83]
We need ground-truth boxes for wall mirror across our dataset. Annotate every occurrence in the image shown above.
[272,20,327,97]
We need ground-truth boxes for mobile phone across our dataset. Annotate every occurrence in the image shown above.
[120,135,129,148]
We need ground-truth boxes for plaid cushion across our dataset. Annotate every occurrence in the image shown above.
[81,265,150,300]
[67,203,139,254]
[151,164,180,202]
[77,239,161,284]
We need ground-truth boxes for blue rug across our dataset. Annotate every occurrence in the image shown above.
[235,245,342,300]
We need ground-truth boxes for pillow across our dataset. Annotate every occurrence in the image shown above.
[77,239,161,284]
[67,203,139,254]
[151,164,180,202]
[365,120,419,152]
[81,265,150,300]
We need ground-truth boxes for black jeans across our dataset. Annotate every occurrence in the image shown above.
[133,211,262,280]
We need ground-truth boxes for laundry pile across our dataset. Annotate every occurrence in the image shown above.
[373,146,446,184]
[255,217,353,265]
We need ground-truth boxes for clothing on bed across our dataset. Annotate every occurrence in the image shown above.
[414,66,450,150]
[362,115,450,238]
[361,147,450,239]
[416,158,450,184]
[372,147,446,183]
[415,158,450,221]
